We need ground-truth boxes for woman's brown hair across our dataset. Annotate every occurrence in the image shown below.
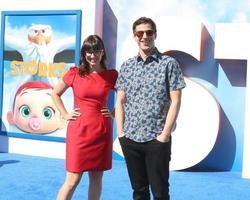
[79,35,107,76]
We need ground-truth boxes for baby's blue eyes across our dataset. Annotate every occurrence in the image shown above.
[43,107,55,120]
[20,105,30,118]
[19,106,55,120]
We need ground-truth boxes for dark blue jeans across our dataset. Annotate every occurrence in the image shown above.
[119,136,171,200]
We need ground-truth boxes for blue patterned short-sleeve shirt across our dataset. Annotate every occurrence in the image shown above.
[116,48,186,142]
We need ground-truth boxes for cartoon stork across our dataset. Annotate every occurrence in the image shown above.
[5,24,75,84]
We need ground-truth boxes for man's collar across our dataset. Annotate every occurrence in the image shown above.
[136,48,161,63]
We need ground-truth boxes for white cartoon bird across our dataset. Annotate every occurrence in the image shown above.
[5,24,75,63]
[5,24,75,84]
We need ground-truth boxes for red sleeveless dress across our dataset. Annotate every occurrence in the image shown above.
[63,67,117,172]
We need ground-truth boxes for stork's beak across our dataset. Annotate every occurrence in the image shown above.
[36,34,46,45]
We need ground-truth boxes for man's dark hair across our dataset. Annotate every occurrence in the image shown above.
[132,17,157,33]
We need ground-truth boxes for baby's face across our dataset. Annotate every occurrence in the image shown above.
[12,88,62,134]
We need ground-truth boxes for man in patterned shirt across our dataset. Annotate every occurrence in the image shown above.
[115,17,186,200]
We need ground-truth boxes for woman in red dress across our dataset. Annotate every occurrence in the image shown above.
[52,35,118,200]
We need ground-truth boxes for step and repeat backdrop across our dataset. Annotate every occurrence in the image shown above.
[1,10,81,141]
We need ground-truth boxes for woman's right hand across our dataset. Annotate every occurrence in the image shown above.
[62,108,81,121]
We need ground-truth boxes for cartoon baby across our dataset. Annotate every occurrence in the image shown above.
[7,81,65,134]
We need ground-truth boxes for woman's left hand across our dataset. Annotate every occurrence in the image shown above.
[101,107,114,118]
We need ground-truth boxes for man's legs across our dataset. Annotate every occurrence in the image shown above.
[119,137,150,200]
[145,139,171,200]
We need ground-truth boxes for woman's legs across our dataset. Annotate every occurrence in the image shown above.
[57,170,103,200]
[57,171,83,200]
[88,171,103,200]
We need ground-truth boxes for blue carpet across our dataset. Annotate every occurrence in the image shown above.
[1,153,250,200]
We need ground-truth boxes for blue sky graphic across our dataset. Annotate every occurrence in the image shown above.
[6,13,77,36]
